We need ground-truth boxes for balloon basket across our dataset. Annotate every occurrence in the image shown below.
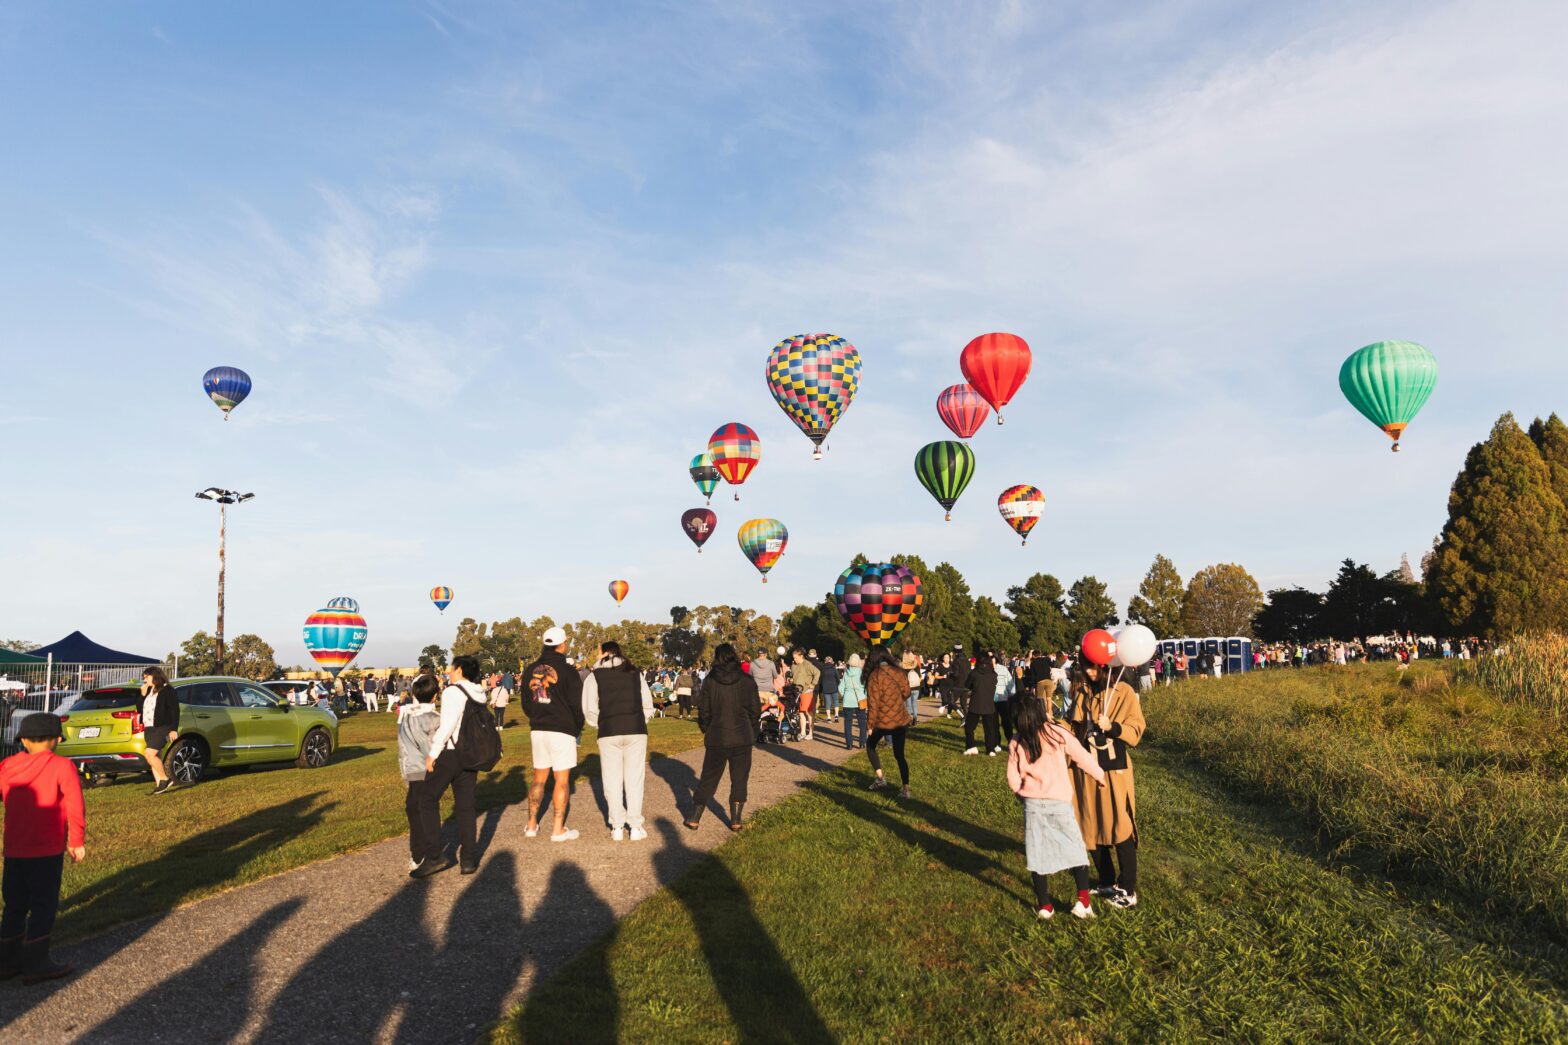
[996,413,1005,426]
[1391,444,1401,453]
[762,577,768,584]
[944,512,952,522]
[734,493,740,502]
[812,447,823,461]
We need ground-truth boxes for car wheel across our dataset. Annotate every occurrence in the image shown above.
[84,771,116,788]
[296,727,332,769]
[167,738,210,783]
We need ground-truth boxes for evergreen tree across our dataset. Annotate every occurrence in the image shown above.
[1126,554,1185,637]
[1252,588,1324,642]
[1319,559,1386,638]
[932,562,976,652]
[1005,573,1072,653]
[1429,413,1568,635]
[891,553,952,655]
[1182,563,1263,637]
[972,596,1021,654]
[1066,576,1119,637]
[1527,413,1568,510]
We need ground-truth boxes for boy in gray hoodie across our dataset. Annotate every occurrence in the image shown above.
[398,675,442,871]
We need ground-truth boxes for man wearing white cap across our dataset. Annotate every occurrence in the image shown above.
[520,626,585,842]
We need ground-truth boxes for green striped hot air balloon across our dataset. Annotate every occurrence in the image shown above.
[914,441,976,521]
[1339,340,1438,453]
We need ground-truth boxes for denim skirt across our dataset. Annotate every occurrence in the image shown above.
[1022,797,1089,875]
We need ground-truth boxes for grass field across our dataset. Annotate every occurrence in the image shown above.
[502,684,1568,1043]
[56,710,704,943]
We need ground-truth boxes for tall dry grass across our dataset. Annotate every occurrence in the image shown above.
[1458,633,1568,725]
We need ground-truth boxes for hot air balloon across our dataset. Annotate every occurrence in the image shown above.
[708,423,762,500]
[689,452,721,505]
[834,562,924,646]
[959,333,1031,424]
[682,508,716,553]
[764,333,862,459]
[997,485,1045,545]
[325,596,360,613]
[609,579,630,605]
[1339,340,1438,452]
[737,518,788,582]
[914,441,976,521]
[202,366,252,420]
[303,604,368,677]
[430,586,454,613]
[936,383,990,441]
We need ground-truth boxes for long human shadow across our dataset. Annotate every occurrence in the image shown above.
[514,862,621,1043]
[647,819,834,1043]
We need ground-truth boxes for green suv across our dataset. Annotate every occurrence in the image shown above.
[57,676,340,785]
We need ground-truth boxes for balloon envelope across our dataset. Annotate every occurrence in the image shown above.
[1080,629,1116,667]
[997,485,1045,544]
[1113,624,1156,668]
[914,441,977,520]
[430,586,454,612]
[1339,340,1437,451]
[608,580,630,604]
[325,596,360,613]
[682,508,716,552]
[689,452,721,504]
[303,606,368,677]
[834,562,924,646]
[765,333,861,457]
[708,423,762,498]
[936,384,990,440]
[202,366,252,418]
[737,518,788,582]
[960,333,1031,423]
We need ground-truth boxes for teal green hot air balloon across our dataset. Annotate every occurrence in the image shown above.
[1339,340,1438,452]
[915,441,976,521]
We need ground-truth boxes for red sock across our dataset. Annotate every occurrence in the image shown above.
[1039,903,1054,913]
[1078,890,1092,907]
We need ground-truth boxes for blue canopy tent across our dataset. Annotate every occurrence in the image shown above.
[28,631,160,666]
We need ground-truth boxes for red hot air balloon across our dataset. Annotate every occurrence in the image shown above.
[609,580,630,605]
[935,384,990,441]
[681,508,716,553]
[959,333,1032,424]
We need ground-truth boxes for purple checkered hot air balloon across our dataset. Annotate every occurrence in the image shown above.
[834,563,923,646]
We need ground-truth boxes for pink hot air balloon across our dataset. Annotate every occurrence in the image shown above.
[936,384,990,441]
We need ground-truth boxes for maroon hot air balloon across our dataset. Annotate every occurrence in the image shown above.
[681,508,716,553]
[936,383,990,441]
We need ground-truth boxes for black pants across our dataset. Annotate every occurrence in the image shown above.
[1094,839,1138,892]
[996,701,1014,743]
[695,744,752,805]
[867,727,908,785]
[417,750,477,865]
[1,854,64,941]
[963,712,999,751]
[1031,866,1090,907]
[494,704,507,729]
[678,693,694,717]
[405,779,435,863]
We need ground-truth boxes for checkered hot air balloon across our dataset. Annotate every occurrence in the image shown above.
[764,333,862,460]
[997,485,1045,545]
[303,604,368,677]
[914,441,976,521]
[708,423,761,501]
[936,383,990,441]
[609,580,630,605]
[202,366,252,420]
[737,518,788,583]
[430,586,454,613]
[835,563,924,647]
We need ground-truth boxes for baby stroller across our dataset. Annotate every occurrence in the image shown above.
[759,685,804,744]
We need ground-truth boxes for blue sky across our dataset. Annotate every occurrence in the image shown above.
[4,0,1566,665]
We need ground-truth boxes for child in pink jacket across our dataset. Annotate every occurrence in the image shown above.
[1007,694,1105,919]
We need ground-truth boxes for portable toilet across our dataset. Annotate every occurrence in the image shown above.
[1181,638,1199,659]
[1224,637,1249,674]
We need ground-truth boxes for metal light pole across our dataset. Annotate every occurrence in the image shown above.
[196,488,255,673]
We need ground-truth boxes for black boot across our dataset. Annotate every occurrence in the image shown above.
[0,935,21,979]
[20,936,74,985]
[728,800,746,831]
[683,787,704,830]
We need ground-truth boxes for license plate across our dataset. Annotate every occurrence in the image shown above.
[76,726,100,739]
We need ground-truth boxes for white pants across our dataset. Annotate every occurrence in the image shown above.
[366,694,380,712]
[597,734,648,830]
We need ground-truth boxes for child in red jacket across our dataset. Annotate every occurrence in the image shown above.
[0,712,86,983]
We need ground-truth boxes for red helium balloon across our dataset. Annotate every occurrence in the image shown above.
[960,332,1032,424]
[1080,629,1117,667]
[935,383,990,440]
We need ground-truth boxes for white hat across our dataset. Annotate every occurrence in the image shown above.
[542,626,567,647]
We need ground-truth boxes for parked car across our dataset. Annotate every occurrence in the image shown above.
[262,679,316,704]
[56,676,340,786]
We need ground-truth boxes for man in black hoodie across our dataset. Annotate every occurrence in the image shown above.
[521,627,585,842]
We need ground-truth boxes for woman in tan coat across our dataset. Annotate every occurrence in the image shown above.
[863,646,913,798]
[1066,660,1146,908]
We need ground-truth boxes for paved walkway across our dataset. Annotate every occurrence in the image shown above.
[0,724,870,1043]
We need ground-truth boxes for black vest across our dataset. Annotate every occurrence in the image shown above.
[593,668,647,738]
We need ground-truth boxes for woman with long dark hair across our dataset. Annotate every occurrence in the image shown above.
[1069,659,1146,908]
[582,640,655,841]
[862,646,912,798]
[138,667,180,795]
[685,643,761,831]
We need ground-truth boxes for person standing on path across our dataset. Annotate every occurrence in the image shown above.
[138,667,180,795]
[522,627,585,843]
[863,646,912,798]
[1069,661,1146,909]
[415,655,488,878]
[749,651,777,700]
[398,675,441,872]
[490,673,511,730]
[684,644,761,831]
[839,653,866,749]
[582,641,655,842]
[819,655,840,724]
[1007,695,1104,920]
[963,651,1001,756]
[0,713,85,984]
[789,649,820,741]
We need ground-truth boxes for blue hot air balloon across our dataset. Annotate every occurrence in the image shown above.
[203,366,252,419]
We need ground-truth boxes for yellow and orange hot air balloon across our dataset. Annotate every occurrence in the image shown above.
[608,579,630,605]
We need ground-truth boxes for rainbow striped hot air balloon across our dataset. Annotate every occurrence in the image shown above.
[303,604,368,677]
[430,586,454,613]
[738,518,788,583]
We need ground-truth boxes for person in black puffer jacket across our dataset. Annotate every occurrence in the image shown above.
[964,651,1000,756]
[582,642,655,841]
[684,643,762,831]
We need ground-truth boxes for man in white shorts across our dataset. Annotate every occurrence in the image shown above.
[521,626,584,842]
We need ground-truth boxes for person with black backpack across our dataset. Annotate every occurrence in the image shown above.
[413,655,493,878]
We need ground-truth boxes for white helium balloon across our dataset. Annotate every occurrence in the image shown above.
[1114,624,1157,668]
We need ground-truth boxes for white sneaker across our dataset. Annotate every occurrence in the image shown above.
[628,827,648,841]
[551,829,580,843]
[963,747,979,755]
[1107,890,1138,909]
[408,858,419,872]
[523,826,538,838]
[988,749,999,757]
[1071,900,1096,919]
[1036,905,1054,920]
[610,827,625,842]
